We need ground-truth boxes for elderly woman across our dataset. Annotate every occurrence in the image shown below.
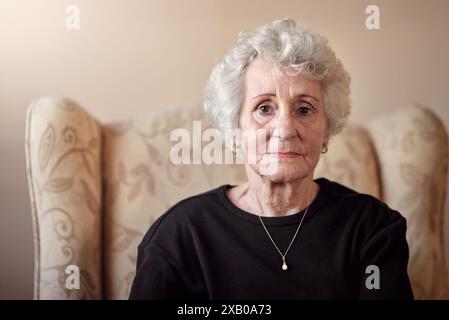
[129,19,413,300]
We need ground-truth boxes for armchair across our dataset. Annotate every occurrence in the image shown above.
[25,96,449,299]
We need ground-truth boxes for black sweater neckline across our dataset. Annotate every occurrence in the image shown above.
[218,177,330,226]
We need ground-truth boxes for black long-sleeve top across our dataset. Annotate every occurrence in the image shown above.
[129,177,414,300]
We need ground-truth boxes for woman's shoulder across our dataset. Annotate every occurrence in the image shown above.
[320,178,408,252]
[138,185,227,249]
[322,178,406,225]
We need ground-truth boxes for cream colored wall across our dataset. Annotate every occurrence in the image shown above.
[1,0,448,298]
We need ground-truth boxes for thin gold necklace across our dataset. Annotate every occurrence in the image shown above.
[258,205,309,271]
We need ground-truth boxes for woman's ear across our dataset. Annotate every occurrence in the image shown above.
[323,135,329,147]
[231,128,243,150]
[224,126,241,152]
[322,130,330,149]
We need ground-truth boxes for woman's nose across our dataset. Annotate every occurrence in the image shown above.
[270,109,298,140]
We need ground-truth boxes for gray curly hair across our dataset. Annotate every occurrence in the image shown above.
[203,18,351,142]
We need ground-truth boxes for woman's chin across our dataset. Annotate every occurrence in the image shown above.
[266,173,305,183]
[259,164,307,183]
[247,155,311,182]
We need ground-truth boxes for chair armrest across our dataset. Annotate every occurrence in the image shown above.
[25,96,103,299]
[366,104,449,299]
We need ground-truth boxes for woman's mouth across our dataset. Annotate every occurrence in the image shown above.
[266,152,301,159]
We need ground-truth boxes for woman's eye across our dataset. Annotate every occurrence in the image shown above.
[257,104,273,115]
[296,104,312,116]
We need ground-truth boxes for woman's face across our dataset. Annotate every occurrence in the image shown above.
[238,58,329,183]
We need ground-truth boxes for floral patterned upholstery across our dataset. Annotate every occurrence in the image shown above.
[25,97,102,299]
[25,96,449,299]
[366,106,449,299]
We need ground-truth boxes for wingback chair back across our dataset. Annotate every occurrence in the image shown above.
[25,96,449,299]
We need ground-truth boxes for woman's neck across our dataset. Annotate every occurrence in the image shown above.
[230,169,319,217]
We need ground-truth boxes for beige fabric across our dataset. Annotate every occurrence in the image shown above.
[314,125,381,199]
[25,96,449,299]
[102,108,246,299]
[25,97,102,299]
[366,105,449,299]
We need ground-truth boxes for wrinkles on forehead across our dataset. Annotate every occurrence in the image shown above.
[243,58,323,106]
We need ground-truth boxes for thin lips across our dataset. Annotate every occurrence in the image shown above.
[267,151,301,155]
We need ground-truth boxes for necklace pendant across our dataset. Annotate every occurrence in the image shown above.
[282,261,288,271]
